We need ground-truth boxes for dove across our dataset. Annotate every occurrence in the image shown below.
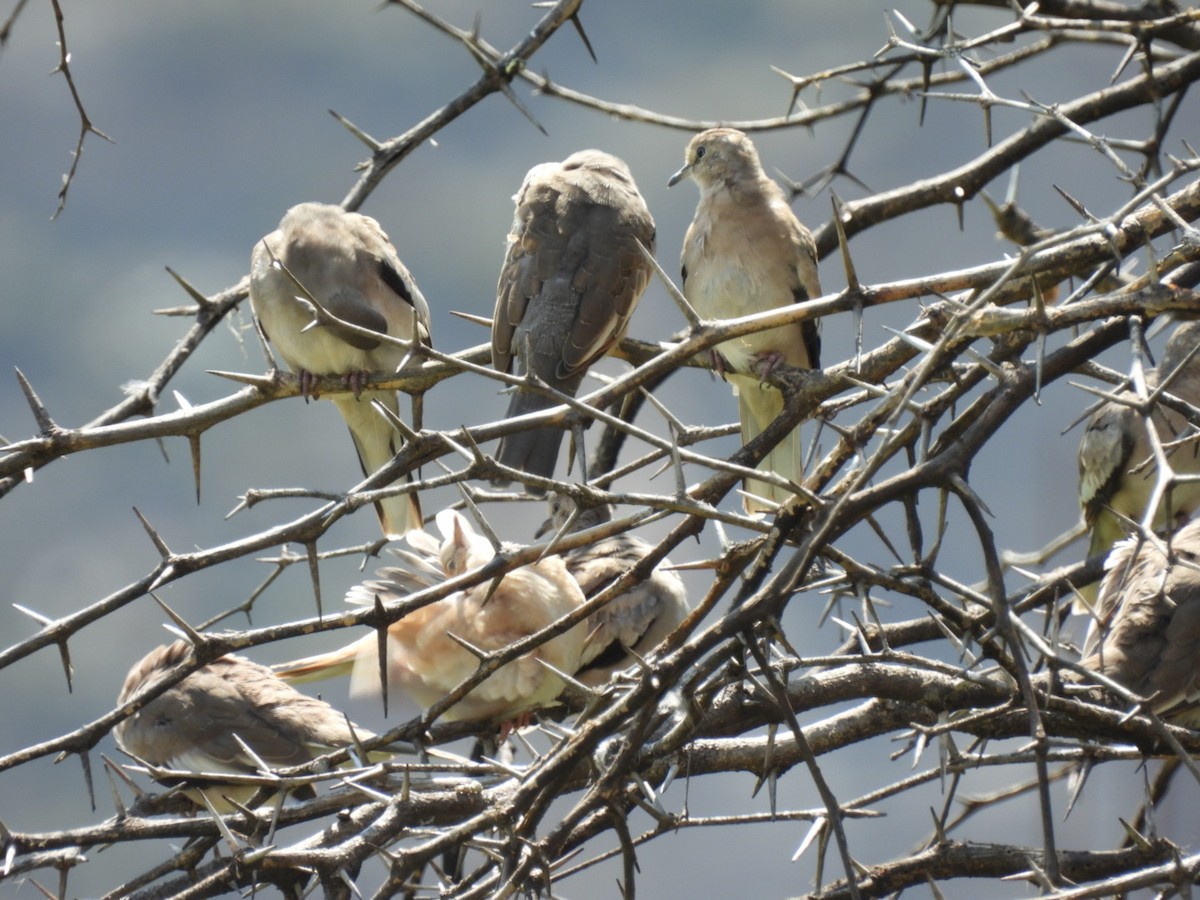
[537,496,689,685]
[668,128,821,515]
[1078,518,1200,726]
[115,640,379,811]
[275,509,587,725]
[491,150,656,491]
[1078,321,1200,599]
[250,202,431,537]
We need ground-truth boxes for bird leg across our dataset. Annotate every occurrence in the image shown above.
[297,369,321,401]
[750,350,786,383]
[709,349,729,378]
[497,711,534,743]
[296,368,372,400]
[342,370,370,400]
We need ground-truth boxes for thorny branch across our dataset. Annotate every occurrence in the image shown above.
[46,0,112,219]
[7,0,1200,897]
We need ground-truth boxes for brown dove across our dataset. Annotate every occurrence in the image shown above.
[115,641,378,811]
[249,202,432,537]
[1078,321,1200,601]
[1078,518,1200,726]
[491,150,656,492]
[668,128,821,514]
[537,496,689,685]
[275,509,587,725]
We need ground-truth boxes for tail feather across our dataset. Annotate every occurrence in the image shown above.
[333,390,422,537]
[735,377,801,514]
[494,389,565,492]
[1074,513,1124,612]
[278,635,414,709]
[274,639,365,685]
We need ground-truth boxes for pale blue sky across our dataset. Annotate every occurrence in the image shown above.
[1,1,1192,896]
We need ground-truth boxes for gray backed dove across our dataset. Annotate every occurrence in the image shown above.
[668,128,821,515]
[1078,321,1200,599]
[250,202,432,537]
[1078,518,1200,726]
[115,640,378,811]
[537,496,689,685]
[491,150,656,491]
[275,509,587,725]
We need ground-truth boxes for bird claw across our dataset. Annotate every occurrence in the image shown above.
[497,711,533,743]
[709,349,729,378]
[343,370,369,399]
[751,351,785,382]
[297,369,320,400]
[296,369,370,399]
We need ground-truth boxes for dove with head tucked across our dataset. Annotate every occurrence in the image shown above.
[115,640,380,812]
[1077,518,1200,726]
[537,496,689,685]
[250,202,431,537]
[275,509,587,725]
[491,150,656,492]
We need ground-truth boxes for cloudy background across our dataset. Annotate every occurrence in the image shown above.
[1,0,1195,896]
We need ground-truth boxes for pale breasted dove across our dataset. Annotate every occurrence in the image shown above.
[275,509,587,725]
[250,202,431,537]
[1078,321,1200,596]
[668,128,821,515]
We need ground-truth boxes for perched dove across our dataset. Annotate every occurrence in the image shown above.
[275,509,587,725]
[115,641,378,811]
[250,202,432,537]
[668,128,821,514]
[1077,518,1200,726]
[491,150,656,491]
[537,496,689,685]
[1078,321,1200,595]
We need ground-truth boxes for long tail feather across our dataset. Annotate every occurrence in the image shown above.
[494,389,564,492]
[274,640,364,685]
[333,391,422,537]
[735,377,801,514]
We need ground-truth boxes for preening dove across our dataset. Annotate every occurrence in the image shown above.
[1078,321,1200,600]
[115,641,378,811]
[669,128,821,514]
[537,496,689,685]
[491,150,656,491]
[250,202,432,537]
[275,509,587,725]
[1078,518,1200,726]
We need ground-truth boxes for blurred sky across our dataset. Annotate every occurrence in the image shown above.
[2,1,1197,897]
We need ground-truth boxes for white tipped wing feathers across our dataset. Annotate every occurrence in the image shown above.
[540,497,689,684]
